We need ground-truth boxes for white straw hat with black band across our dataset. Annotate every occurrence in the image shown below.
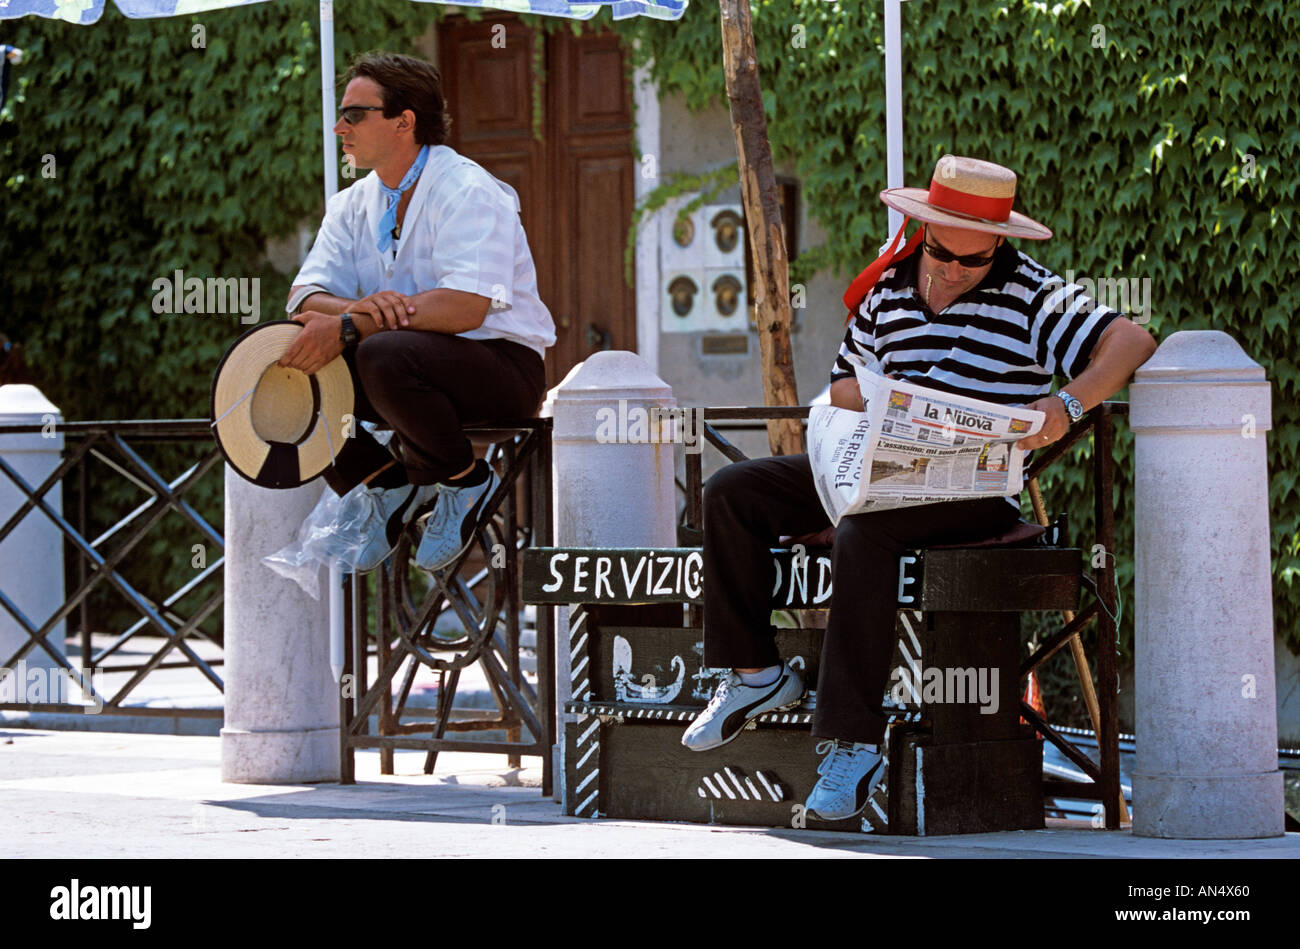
[210,321,354,490]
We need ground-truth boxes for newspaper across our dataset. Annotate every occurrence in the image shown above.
[810,354,1045,524]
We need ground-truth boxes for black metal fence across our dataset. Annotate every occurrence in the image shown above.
[0,419,224,720]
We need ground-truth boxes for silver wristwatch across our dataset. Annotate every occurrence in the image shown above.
[1055,389,1084,422]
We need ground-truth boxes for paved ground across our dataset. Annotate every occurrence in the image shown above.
[0,629,522,736]
[2,728,1296,859]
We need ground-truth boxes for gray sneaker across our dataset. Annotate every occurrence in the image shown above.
[804,739,885,821]
[414,465,500,571]
[681,662,804,752]
[347,481,439,573]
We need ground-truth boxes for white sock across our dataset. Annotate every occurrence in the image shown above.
[738,664,782,687]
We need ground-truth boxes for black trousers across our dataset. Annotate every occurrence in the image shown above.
[702,453,1021,745]
[323,331,547,496]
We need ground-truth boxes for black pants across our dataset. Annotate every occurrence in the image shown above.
[323,331,547,496]
[702,453,1021,745]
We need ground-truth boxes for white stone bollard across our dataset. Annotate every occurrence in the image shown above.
[221,467,338,783]
[1129,331,1283,838]
[0,385,66,682]
[541,352,679,800]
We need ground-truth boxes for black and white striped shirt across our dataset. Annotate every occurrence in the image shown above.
[831,241,1120,405]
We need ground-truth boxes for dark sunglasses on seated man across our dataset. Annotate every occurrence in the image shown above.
[339,105,385,125]
[923,233,1002,268]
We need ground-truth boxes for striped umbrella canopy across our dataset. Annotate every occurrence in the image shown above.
[0,0,686,24]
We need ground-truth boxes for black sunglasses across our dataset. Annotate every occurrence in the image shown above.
[923,235,1000,268]
[339,105,385,125]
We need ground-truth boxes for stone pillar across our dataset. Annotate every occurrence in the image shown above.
[541,352,679,799]
[221,468,338,783]
[0,385,65,680]
[1129,331,1282,838]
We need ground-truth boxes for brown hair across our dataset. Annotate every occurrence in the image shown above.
[345,52,452,146]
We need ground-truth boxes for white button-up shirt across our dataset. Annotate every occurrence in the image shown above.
[288,145,556,358]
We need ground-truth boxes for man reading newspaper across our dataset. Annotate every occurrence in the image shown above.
[681,156,1157,822]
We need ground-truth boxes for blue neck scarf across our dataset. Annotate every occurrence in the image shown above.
[377,145,430,254]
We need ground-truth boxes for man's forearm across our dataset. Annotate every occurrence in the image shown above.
[288,286,491,338]
[401,289,491,336]
[290,289,352,316]
[1063,320,1159,411]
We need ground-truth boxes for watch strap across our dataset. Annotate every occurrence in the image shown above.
[1056,390,1083,421]
[339,312,360,349]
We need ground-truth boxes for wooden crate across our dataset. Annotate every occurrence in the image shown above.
[563,609,1043,835]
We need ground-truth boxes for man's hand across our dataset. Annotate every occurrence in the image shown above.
[828,378,864,411]
[829,373,899,412]
[279,311,345,376]
[1016,396,1070,450]
[352,290,416,330]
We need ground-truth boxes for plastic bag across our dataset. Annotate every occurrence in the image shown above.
[262,482,375,599]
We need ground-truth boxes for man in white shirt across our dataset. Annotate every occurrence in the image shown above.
[278,52,555,573]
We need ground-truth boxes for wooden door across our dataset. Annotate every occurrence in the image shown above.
[438,18,637,387]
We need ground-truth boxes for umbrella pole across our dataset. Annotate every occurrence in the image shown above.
[320,0,338,202]
[718,0,801,457]
[884,0,904,238]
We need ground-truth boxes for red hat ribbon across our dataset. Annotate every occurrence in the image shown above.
[927,178,1015,222]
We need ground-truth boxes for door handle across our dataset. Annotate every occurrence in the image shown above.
[585,322,612,351]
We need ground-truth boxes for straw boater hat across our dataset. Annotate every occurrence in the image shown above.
[843,155,1051,317]
[210,321,354,489]
[880,154,1051,240]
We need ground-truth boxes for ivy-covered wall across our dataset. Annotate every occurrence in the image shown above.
[612,0,1300,675]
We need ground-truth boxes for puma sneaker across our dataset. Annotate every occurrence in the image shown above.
[804,739,885,821]
[342,481,438,574]
[681,662,804,752]
[414,462,500,571]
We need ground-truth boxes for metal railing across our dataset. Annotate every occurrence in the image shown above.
[0,420,224,720]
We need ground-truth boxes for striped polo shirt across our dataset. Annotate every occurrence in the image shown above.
[832,240,1120,401]
[830,240,1121,507]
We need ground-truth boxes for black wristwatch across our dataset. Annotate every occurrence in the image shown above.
[1055,389,1084,423]
[339,312,360,350]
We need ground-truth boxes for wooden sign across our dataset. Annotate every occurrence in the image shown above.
[522,546,835,608]
[522,545,1080,612]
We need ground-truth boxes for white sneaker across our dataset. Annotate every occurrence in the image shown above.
[414,464,500,571]
[804,739,885,821]
[681,662,804,752]
[337,481,438,574]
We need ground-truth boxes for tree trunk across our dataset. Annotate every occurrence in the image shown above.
[718,0,802,457]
